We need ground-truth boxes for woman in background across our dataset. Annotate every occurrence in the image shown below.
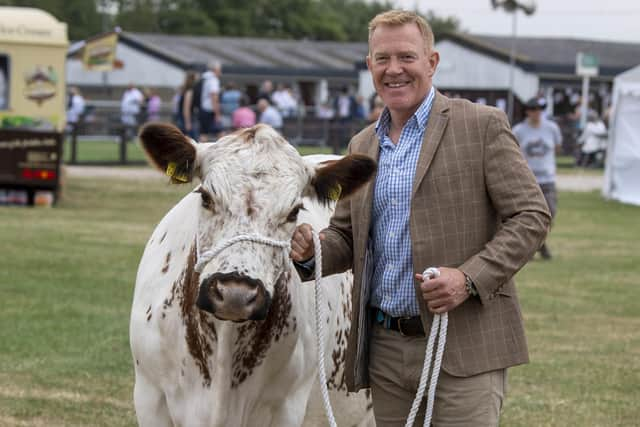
[178,72,197,138]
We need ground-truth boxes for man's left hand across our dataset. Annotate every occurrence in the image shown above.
[416,267,468,314]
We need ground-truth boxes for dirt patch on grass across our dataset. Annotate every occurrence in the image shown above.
[0,384,130,410]
[0,414,64,427]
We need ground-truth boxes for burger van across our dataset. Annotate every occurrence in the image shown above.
[0,6,68,206]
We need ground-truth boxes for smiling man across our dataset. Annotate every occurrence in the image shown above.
[291,9,551,426]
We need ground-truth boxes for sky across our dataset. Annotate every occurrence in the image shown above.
[390,0,640,43]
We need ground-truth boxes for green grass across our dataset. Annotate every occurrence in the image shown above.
[63,139,148,164]
[556,155,604,176]
[1,178,638,426]
[63,139,333,164]
[0,177,191,427]
[502,191,640,426]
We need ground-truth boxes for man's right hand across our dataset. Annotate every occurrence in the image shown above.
[290,223,323,262]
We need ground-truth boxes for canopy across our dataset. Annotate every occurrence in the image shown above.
[603,64,640,206]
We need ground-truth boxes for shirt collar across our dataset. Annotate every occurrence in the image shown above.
[375,86,435,139]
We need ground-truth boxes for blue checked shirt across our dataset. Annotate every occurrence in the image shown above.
[370,87,435,317]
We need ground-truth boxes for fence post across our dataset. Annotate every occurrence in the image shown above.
[119,126,128,164]
[70,124,78,164]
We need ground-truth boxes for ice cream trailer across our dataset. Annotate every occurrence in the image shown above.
[0,6,68,205]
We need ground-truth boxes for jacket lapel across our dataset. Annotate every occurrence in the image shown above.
[354,127,379,247]
[411,92,450,199]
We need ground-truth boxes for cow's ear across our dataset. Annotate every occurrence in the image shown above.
[139,123,198,184]
[310,154,376,204]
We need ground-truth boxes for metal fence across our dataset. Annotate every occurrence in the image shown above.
[66,102,369,165]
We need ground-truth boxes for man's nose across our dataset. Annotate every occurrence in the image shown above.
[386,56,403,74]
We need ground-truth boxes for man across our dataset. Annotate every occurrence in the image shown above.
[256,98,283,131]
[66,86,86,130]
[199,60,221,141]
[120,83,144,128]
[513,97,562,260]
[290,10,550,427]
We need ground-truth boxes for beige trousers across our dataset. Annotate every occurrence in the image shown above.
[369,322,507,427]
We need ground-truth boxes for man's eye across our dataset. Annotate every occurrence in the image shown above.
[286,206,301,223]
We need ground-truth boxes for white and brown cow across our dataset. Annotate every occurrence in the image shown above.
[130,123,376,427]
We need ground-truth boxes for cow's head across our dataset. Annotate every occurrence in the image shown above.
[140,123,376,322]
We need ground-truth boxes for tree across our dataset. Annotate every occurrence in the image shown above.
[423,10,460,40]
[0,0,460,41]
[0,0,104,40]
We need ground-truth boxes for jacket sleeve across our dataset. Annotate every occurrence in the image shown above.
[459,109,551,304]
[319,188,355,276]
[294,144,358,281]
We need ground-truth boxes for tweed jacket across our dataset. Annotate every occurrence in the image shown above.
[318,91,551,392]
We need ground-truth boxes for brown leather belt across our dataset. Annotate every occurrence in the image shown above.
[371,307,425,337]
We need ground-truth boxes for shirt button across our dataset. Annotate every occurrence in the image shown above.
[391,198,397,205]
[389,232,395,237]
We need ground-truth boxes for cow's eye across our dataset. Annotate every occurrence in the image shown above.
[286,205,302,223]
[197,188,215,211]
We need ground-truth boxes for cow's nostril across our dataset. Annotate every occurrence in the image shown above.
[246,292,257,305]
[211,283,224,301]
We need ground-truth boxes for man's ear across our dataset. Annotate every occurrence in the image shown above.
[310,154,377,204]
[138,123,197,184]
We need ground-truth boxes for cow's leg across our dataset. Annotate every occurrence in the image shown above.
[134,372,173,427]
[268,399,306,427]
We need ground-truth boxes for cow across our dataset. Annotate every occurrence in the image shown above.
[130,123,376,427]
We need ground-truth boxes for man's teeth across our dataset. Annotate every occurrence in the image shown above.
[387,82,406,87]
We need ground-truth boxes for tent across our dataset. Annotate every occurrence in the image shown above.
[603,64,640,206]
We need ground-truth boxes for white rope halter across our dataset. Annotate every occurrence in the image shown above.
[194,234,291,274]
[196,229,447,427]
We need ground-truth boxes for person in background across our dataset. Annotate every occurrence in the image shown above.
[0,62,7,110]
[121,83,144,133]
[367,94,384,122]
[257,80,274,103]
[178,71,197,138]
[290,10,550,426]
[513,97,562,260]
[66,86,85,130]
[220,81,242,131]
[199,61,222,141]
[334,85,357,122]
[316,100,335,120]
[578,110,608,168]
[257,98,282,130]
[354,94,367,120]
[271,83,298,117]
[231,94,256,130]
[145,88,162,122]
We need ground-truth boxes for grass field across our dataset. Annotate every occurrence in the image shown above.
[63,139,334,164]
[1,176,638,426]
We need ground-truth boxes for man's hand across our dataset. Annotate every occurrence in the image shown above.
[290,223,324,262]
[416,267,469,314]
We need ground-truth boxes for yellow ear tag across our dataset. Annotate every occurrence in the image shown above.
[166,162,189,182]
[328,183,342,201]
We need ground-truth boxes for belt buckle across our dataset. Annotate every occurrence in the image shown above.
[397,316,412,336]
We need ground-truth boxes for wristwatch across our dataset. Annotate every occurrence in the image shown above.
[464,273,479,297]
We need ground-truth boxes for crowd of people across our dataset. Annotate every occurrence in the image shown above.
[169,63,377,142]
[65,62,611,170]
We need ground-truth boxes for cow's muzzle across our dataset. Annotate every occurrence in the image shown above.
[196,272,271,321]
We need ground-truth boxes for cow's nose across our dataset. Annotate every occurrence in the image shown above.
[196,272,271,321]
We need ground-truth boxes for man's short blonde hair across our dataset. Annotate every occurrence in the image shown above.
[368,10,434,52]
